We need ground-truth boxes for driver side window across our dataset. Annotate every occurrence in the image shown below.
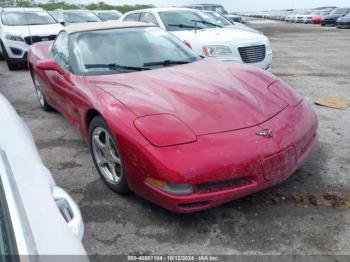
[51,32,70,71]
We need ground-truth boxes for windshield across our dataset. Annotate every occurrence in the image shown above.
[1,11,57,26]
[72,27,199,75]
[203,12,232,26]
[331,8,348,15]
[159,11,220,31]
[203,5,225,14]
[96,12,121,21]
[64,11,101,23]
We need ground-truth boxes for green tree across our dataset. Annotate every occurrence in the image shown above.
[0,0,16,8]
[0,1,154,13]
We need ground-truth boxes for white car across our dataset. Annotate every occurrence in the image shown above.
[121,8,272,70]
[200,10,260,34]
[295,10,314,23]
[0,8,63,70]
[0,94,87,257]
[92,10,122,21]
[49,9,101,25]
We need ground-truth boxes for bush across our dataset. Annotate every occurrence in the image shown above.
[7,0,153,13]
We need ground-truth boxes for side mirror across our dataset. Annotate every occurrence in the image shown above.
[59,21,66,26]
[36,59,65,75]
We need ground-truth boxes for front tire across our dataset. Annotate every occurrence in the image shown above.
[89,116,130,194]
[1,43,18,70]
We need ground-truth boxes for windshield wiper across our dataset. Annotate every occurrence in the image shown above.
[167,23,203,29]
[143,60,191,67]
[191,19,223,28]
[84,63,150,71]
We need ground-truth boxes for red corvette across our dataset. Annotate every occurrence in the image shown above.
[312,11,332,24]
[28,21,318,213]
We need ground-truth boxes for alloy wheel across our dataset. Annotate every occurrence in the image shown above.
[91,127,122,184]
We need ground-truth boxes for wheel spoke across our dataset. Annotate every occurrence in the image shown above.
[93,134,106,150]
[97,157,108,167]
[108,162,119,181]
[110,151,121,165]
[105,132,111,149]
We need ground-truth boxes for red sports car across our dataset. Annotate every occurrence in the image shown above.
[28,21,318,213]
[312,11,331,24]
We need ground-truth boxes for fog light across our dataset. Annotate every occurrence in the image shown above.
[145,177,193,195]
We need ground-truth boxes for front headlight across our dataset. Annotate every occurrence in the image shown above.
[266,40,272,52]
[134,114,196,147]
[202,45,232,57]
[5,33,24,42]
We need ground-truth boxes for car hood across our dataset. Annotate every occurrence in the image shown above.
[324,14,342,19]
[338,16,350,21]
[172,27,267,44]
[3,23,62,37]
[86,60,286,135]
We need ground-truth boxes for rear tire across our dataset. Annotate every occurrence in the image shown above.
[89,116,130,194]
[33,74,52,111]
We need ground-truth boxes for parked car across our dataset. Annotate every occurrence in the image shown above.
[92,10,122,21]
[0,8,62,70]
[200,11,260,34]
[294,10,312,23]
[312,10,333,24]
[302,10,319,24]
[285,10,299,22]
[121,8,272,70]
[0,93,87,256]
[182,4,228,14]
[321,8,350,26]
[224,14,245,24]
[336,13,350,28]
[28,21,318,213]
[49,9,101,25]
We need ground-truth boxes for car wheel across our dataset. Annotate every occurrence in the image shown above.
[321,23,325,26]
[89,116,130,194]
[1,43,18,70]
[33,74,52,111]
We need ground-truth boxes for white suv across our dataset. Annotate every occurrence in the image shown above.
[121,8,272,70]
[0,8,63,70]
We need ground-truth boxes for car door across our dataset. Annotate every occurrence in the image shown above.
[47,31,76,117]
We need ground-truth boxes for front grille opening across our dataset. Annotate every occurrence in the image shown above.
[196,177,252,193]
[178,201,210,209]
[24,35,57,45]
[10,47,22,56]
[238,45,266,63]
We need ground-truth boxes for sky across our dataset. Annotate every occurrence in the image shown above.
[42,0,350,12]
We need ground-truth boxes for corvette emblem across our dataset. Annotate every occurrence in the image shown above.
[256,128,273,138]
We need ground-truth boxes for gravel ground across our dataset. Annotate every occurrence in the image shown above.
[0,18,349,259]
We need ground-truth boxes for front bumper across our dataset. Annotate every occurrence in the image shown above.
[127,100,318,213]
[322,19,337,25]
[336,21,350,28]
[3,39,29,61]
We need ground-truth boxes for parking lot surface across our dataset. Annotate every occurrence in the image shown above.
[0,18,350,256]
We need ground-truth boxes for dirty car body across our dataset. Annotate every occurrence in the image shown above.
[28,21,318,213]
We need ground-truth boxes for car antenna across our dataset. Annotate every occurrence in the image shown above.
[194,20,198,33]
